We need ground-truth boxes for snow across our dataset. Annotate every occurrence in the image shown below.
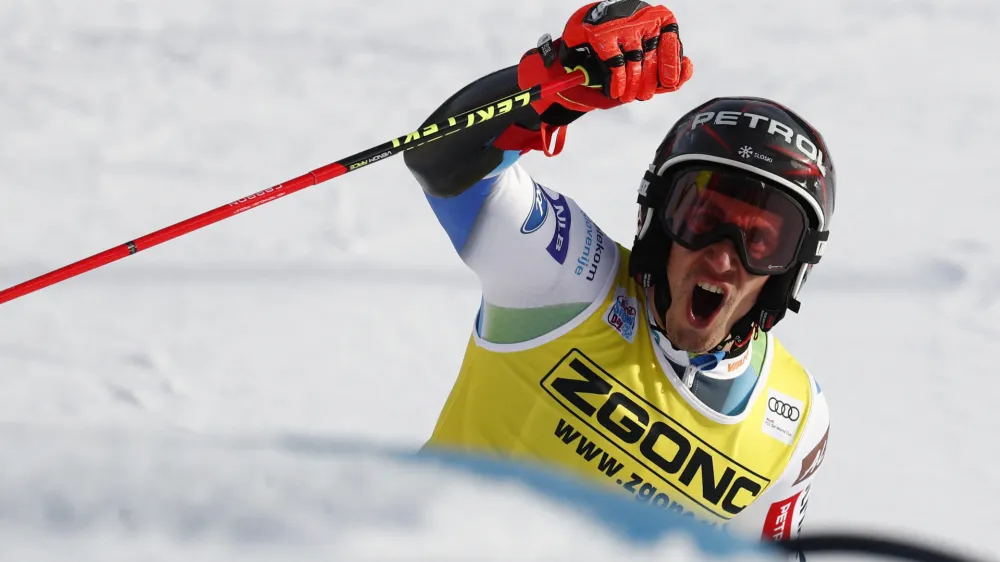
[0,429,779,561]
[0,0,998,559]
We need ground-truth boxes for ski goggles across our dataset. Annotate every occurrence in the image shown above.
[655,165,826,276]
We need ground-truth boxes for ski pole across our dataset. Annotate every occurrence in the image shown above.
[0,71,587,306]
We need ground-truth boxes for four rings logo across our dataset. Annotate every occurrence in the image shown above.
[768,398,800,421]
[762,389,805,445]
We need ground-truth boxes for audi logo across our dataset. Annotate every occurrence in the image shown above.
[768,398,800,421]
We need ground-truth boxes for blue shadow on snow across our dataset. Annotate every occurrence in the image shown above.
[278,434,779,559]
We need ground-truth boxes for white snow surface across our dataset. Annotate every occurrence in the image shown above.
[1,0,998,560]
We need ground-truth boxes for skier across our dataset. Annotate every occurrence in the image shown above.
[404,0,832,543]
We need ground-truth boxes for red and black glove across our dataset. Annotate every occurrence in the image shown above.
[525,1,692,112]
[499,1,693,155]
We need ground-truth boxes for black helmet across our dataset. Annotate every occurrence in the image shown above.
[629,96,836,349]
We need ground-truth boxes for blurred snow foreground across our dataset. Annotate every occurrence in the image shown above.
[0,427,789,561]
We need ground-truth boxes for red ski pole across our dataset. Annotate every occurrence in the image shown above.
[0,71,587,306]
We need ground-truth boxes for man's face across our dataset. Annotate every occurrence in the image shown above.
[660,190,780,353]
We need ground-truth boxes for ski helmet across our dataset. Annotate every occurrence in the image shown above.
[629,96,836,349]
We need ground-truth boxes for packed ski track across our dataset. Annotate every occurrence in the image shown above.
[0,0,998,560]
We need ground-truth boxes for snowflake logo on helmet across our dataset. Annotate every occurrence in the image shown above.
[738,145,753,159]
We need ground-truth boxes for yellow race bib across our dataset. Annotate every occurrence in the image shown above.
[427,245,813,526]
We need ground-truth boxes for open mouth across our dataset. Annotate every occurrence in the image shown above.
[688,281,726,328]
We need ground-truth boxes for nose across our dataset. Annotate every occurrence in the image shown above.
[702,239,740,274]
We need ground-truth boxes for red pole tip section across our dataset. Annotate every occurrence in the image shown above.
[0,75,580,307]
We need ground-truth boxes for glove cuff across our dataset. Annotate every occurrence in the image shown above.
[497,34,624,158]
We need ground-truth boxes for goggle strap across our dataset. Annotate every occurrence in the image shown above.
[796,229,829,265]
[637,170,668,209]
[630,224,671,288]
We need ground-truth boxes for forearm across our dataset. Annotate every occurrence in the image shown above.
[402,56,591,198]
[402,65,533,198]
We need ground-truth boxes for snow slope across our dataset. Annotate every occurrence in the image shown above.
[0,429,785,561]
[0,0,998,559]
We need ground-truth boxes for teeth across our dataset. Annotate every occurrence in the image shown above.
[697,281,724,295]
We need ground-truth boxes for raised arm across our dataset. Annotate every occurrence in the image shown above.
[402,3,693,342]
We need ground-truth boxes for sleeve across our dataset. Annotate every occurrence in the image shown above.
[403,65,533,200]
[403,65,615,311]
[735,373,830,545]
[429,162,618,310]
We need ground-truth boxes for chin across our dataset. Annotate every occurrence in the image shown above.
[664,316,727,354]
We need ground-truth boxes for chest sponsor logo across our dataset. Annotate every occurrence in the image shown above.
[792,427,829,485]
[541,350,771,519]
[520,182,570,264]
[725,352,750,373]
[761,491,801,541]
[604,287,637,343]
[763,389,805,445]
